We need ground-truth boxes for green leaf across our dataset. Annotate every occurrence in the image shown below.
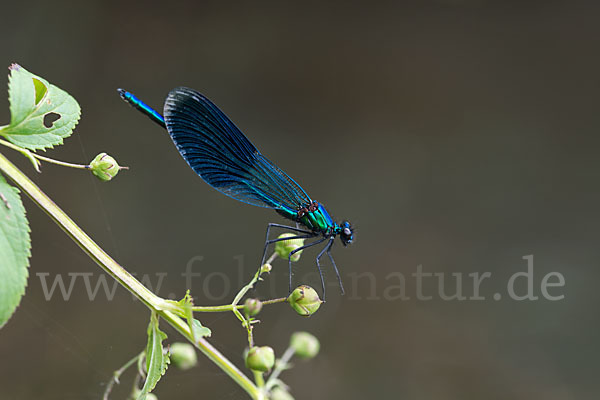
[0,64,81,150]
[177,291,211,340]
[0,173,31,328]
[138,312,170,400]
[191,318,212,339]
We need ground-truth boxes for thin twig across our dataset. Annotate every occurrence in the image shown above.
[0,138,89,170]
[102,351,144,400]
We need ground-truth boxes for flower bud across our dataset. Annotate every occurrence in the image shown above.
[260,263,272,273]
[270,386,295,400]
[245,346,275,372]
[169,342,198,370]
[275,233,305,262]
[90,152,124,181]
[287,285,322,316]
[290,332,320,359]
[131,388,158,400]
[244,298,262,316]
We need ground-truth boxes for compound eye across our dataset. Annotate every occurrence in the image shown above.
[343,227,352,236]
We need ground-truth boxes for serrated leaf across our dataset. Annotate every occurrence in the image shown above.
[138,312,170,400]
[0,64,80,150]
[0,173,31,328]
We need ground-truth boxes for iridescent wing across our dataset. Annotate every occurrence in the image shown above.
[163,87,312,211]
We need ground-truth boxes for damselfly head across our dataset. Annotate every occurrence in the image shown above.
[339,221,354,246]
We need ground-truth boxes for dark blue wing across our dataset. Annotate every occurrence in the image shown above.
[163,87,312,211]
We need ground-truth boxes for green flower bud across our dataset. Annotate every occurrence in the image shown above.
[131,390,157,400]
[245,346,275,372]
[244,298,263,316]
[169,342,198,370]
[275,233,305,262]
[260,263,272,273]
[270,386,295,400]
[287,285,322,316]
[290,332,320,359]
[90,152,125,181]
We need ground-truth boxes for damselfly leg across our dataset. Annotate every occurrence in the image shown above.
[259,223,344,298]
[287,236,328,296]
[325,238,345,295]
[259,223,316,267]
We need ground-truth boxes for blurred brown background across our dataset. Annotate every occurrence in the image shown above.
[0,0,598,399]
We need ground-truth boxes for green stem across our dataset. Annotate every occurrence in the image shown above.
[0,138,89,170]
[253,371,265,388]
[0,152,263,400]
[261,297,287,306]
[265,346,296,391]
[26,150,90,169]
[232,269,262,308]
[228,258,275,347]
[103,351,144,400]
[192,304,245,312]
[232,250,277,311]
[191,297,286,313]
[265,252,278,267]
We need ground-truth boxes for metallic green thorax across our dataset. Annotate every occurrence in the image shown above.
[276,202,337,235]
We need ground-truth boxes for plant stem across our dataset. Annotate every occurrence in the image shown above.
[261,297,287,306]
[266,252,277,266]
[265,346,296,391]
[231,250,277,315]
[0,138,89,170]
[0,152,263,400]
[103,351,144,400]
[192,304,246,312]
[26,150,90,169]
[232,267,263,307]
[227,257,277,347]
[253,371,265,388]
[191,297,286,313]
